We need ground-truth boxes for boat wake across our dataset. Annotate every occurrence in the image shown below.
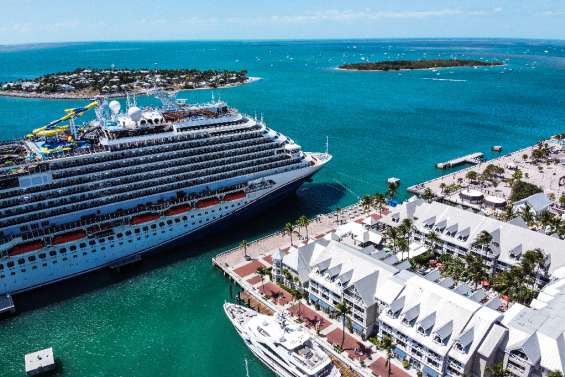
[421,78,467,82]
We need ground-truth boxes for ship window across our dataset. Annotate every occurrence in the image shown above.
[52,261,57,264]
[11,272,15,275]
[70,245,77,251]
[100,247,104,251]
[32,265,37,270]
[80,243,87,248]
[63,257,67,261]
[125,231,132,236]
[0,264,3,270]
[108,236,114,241]
[174,218,180,223]
[159,222,165,227]
[167,220,173,225]
[39,253,46,259]
[42,263,47,267]
[143,226,149,231]
[28,255,36,262]
[83,252,87,256]
[73,255,77,258]
[59,248,66,254]
[151,224,157,229]
[18,258,25,265]
[117,233,123,238]
[134,229,140,234]
[89,240,96,245]
[99,238,105,243]
[49,251,56,256]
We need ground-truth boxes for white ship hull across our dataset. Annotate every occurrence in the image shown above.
[0,159,327,295]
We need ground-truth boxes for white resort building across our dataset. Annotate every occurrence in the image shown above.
[378,198,565,284]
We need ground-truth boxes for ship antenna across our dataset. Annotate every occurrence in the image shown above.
[325,136,329,156]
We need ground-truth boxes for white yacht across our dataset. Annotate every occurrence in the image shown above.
[224,303,341,377]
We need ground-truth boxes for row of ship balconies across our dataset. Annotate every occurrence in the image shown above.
[0,150,294,221]
[1,155,307,230]
[0,140,281,210]
[15,182,249,242]
[49,120,256,170]
[0,130,270,201]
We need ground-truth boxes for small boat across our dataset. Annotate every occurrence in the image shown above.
[224,303,341,377]
[195,197,220,209]
[52,230,86,245]
[9,241,44,256]
[164,205,192,216]
[130,213,160,225]
[223,191,246,202]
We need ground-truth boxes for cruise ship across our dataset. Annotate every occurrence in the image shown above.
[224,303,340,377]
[0,91,331,295]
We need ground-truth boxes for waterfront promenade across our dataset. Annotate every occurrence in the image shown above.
[213,202,413,377]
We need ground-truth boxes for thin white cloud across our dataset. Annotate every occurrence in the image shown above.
[269,8,503,23]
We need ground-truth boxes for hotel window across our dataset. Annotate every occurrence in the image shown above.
[49,251,57,257]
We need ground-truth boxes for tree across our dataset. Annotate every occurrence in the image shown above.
[361,195,373,214]
[521,249,545,288]
[381,335,395,377]
[240,240,249,260]
[442,256,466,283]
[560,194,565,209]
[396,237,410,261]
[372,193,386,214]
[510,180,542,202]
[519,203,535,227]
[465,254,487,289]
[466,170,478,182]
[439,182,447,193]
[387,181,399,199]
[472,231,492,249]
[512,169,523,182]
[283,222,295,245]
[548,371,564,377]
[297,215,311,239]
[291,289,304,320]
[335,301,352,350]
[256,266,268,294]
[426,231,440,251]
[421,188,434,201]
[486,362,509,377]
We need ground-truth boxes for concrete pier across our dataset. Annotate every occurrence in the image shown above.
[436,152,484,169]
[24,348,56,376]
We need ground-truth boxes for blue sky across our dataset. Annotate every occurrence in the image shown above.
[1,0,564,44]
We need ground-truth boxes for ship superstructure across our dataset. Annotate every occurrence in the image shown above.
[224,303,340,377]
[0,91,331,294]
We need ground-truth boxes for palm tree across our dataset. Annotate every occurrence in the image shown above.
[291,289,304,320]
[486,362,509,377]
[381,335,395,377]
[240,239,249,260]
[548,371,564,377]
[256,266,268,294]
[521,249,545,288]
[472,231,492,249]
[439,182,446,194]
[283,222,295,245]
[386,181,399,200]
[297,215,311,239]
[426,231,440,252]
[396,237,410,261]
[335,301,351,350]
[372,193,386,214]
[335,207,342,224]
[421,188,434,201]
[465,254,487,289]
[519,203,535,227]
[361,195,372,214]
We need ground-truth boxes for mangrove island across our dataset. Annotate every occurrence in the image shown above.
[339,59,503,71]
[0,68,255,99]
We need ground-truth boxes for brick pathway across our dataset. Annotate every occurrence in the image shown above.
[259,282,293,305]
[288,303,331,330]
[247,275,263,285]
[368,357,410,377]
[326,328,373,361]
[233,260,266,277]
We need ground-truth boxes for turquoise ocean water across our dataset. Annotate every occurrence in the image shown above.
[0,39,564,376]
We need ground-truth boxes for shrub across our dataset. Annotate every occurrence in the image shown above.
[510,180,542,202]
[402,359,410,369]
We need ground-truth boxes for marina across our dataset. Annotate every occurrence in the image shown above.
[435,152,484,169]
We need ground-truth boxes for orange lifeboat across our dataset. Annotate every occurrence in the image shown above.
[8,241,44,256]
[223,191,245,202]
[130,213,160,225]
[164,205,192,216]
[52,230,86,245]
[195,197,220,209]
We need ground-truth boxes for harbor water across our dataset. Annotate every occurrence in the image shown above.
[0,39,564,376]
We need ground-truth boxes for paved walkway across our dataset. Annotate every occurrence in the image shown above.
[369,357,410,377]
[326,328,374,361]
[288,302,332,331]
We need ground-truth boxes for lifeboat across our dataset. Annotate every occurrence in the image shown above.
[164,205,192,216]
[8,241,44,256]
[130,213,160,225]
[223,191,246,202]
[195,197,220,209]
[52,230,86,245]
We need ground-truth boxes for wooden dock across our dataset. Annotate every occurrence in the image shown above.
[436,152,484,169]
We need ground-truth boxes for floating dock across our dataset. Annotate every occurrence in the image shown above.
[25,347,56,376]
[436,152,484,169]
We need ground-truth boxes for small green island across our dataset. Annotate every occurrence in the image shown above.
[339,59,503,71]
[0,68,256,99]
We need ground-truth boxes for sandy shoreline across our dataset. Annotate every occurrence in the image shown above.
[0,77,261,100]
